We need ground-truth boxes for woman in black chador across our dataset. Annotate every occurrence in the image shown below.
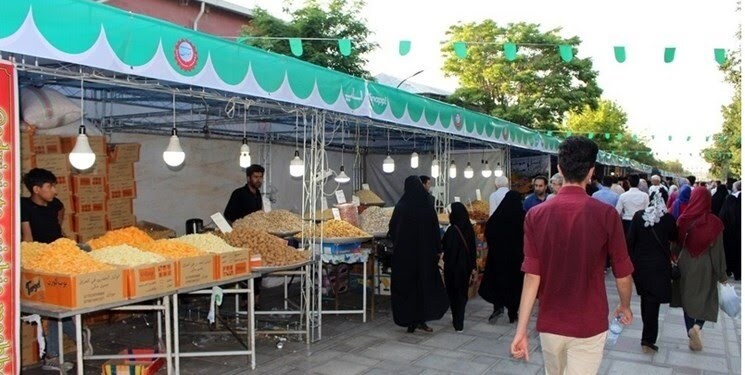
[388,176,449,333]
[441,202,477,332]
[479,190,525,323]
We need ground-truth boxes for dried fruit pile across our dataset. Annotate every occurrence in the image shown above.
[173,233,241,254]
[356,189,385,205]
[467,200,490,222]
[22,239,113,275]
[88,227,154,250]
[90,245,166,267]
[233,210,303,234]
[138,240,205,260]
[360,206,394,235]
[299,219,371,239]
[218,228,309,266]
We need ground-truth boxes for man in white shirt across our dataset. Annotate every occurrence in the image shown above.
[489,176,510,216]
[616,174,649,234]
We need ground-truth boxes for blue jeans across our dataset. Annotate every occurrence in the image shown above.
[684,312,705,333]
[46,318,76,358]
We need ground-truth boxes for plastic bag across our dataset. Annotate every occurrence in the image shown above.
[718,283,741,318]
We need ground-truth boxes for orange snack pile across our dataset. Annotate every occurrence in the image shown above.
[88,227,155,250]
[138,240,205,260]
[21,238,113,275]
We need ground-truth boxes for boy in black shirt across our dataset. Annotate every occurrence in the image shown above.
[21,168,91,371]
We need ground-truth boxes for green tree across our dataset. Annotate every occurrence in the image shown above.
[441,21,602,130]
[657,159,690,175]
[702,10,741,179]
[563,100,658,165]
[241,0,377,78]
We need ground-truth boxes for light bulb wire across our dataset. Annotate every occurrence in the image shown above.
[79,69,84,127]
[172,92,176,133]
[243,102,248,139]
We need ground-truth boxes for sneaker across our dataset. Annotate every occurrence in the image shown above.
[41,357,74,372]
[82,327,93,357]
[688,325,703,351]
[641,342,659,353]
[488,308,504,324]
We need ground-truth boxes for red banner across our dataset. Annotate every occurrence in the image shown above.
[0,59,19,374]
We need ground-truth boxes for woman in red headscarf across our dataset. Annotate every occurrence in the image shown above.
[673,187,728,352]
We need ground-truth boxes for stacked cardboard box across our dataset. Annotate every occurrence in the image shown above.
[106,143,140,230]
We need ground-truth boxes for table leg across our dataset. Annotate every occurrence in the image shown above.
[75,315,83,375]
[363,258,367,323]
[305,264,311,345]
[172,294,180,375]
[56,319,64,375]
[163,296,173,375]
[249,277,256,370]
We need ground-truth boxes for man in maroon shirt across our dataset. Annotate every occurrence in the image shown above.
[510,137,634,374]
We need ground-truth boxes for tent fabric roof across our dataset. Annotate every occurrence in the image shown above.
[0,0,654,171]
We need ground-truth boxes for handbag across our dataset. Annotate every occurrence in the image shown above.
[648,224,680,280]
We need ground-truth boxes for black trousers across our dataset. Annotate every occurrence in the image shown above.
[445,273,468,330]
[640,295,660,344]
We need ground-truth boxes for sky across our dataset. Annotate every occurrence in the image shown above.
[232,0,740,177]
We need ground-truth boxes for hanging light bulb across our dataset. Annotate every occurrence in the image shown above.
[383,153,395,173]
[495,162,504,177]
[69,125,96,170]
[69,76,95,170]
[239,138,251,168]
[335,165,351,183]
[431,158,440,178]
[410,151,419,169]
[464,162,474,179]
[289,150,305,177]
[481,160,492,178]
[449,160,457,179]
[163,128,186,167]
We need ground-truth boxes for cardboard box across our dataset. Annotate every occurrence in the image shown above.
[34,153,70,176]
[124,261,177,299]
[20,131,33,156]
[135,221,176,240]
[56,192,73,213]
[101,349,165,375]
[213,250,249,281]
[175,254,215,288]
[21,155,35,173]
[33,135,63,154]
[20,268,126,309]
[61,135,107,156]
[249,254,262,269]
[55,174,73,196]
[77,230,106,244]
[108,143,141,163]
[74,212,107,234]
[73,192,106,213]
[107,179,137,199]
[107,162,135,183]
[21,322,39,367]
[108,198,133,217]
[108,214,137,230]
[72,174,106,195]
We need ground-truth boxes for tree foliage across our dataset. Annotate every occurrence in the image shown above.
[241,0,377,78]
[441,21,602,130]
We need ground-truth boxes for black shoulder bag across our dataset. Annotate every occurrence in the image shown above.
[648,222,680,280]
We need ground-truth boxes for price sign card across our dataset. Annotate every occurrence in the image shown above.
[331,208,341,220]
[335,190,347,204]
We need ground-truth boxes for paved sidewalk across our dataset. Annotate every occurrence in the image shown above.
[22,273,741,374]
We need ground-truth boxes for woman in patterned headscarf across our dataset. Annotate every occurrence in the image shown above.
[627,188,678,353]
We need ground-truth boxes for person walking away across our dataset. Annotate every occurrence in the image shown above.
[593,175,620,207]
[671,185,692,220]
[638,178,650,194]
[21,169,92,372]
[523,176,548,211]
[441,202,477,332]
[480,190,525,323]
[546,173,563,201]
[389,176,449,333]
[616,174,649,234]
[627,189,678,353]
[489,176,510,216]
[711,184,728,215]
[611,176,626,196]
[650,175,669,202]
[420,175,436,208]
[672,186,728,351]
[719,181,741,280]
[510,137,634,374]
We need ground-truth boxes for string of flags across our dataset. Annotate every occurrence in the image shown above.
[538,130,727,143]
[236,36,730,65]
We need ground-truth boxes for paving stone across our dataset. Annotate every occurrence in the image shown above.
[414,353,491,374]
[665,350,729,371]
[420,332,476,350]
[606,360,674,375]
[310,358,371,375]
[360,341,430,363]
[482,358,543,374]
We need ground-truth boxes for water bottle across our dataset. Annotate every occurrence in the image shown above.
[607,314,624,345]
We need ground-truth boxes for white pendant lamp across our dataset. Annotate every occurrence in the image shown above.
[69,77,96,170]
[239,138,251,168]
[495,162,504,177]
[481,160,492,178]
[464,162,474,179]
[448,160,457,179]
[335,165,351,183]
[431,158,440,178]
[410,151,419,169]
[163,93,185,167]
[289,150,305,177]
[382,129,395,173]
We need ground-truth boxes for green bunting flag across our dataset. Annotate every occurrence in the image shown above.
[504,43,517,61]
[547,131,553,136]
[559,45,573,62]
[706,136,711,142]
[686,136,691,142]
[614,46,626,63]
[454,42,468,59]
[338,39,352,56]
[668,135,673,141]
[604,133,611,140]
[399,40,411,56]
[664,47,676,63]
[289,38,303,57]
[714,48,727,65]
[588,132,595,139]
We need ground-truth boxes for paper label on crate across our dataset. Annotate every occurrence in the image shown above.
[362,183,370,190]
[321,197,329,210]
[331,208,341,220]
[476,189,482,201]
[454,196,461,203]
[210,213,233,233]
[263,197,272,212]
[352,195,360,206]
[335,190,346,204]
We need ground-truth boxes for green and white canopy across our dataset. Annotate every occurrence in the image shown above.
[0,0,653,171]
